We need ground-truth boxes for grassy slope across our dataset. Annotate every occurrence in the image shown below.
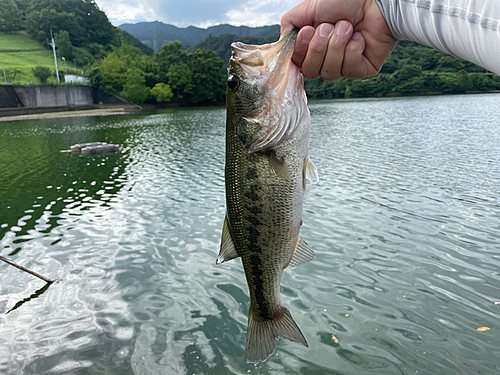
[0,31,56,82]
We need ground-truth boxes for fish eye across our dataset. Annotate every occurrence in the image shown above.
[227,75,240,90]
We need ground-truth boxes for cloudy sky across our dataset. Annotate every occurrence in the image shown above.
[95,0,303,27]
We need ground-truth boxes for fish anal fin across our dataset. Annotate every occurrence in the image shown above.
[286,237,315,269]
[305,157,319,184]
[245,305,308,363]
[216,216,240,264]
[269,150,290,180]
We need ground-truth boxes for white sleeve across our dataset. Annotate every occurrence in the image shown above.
[376,0,500,75]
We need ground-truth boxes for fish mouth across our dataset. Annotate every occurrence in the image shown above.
[229,29,307,152]
[229,28,299,82]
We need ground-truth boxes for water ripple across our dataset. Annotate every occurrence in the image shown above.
[1,96,500,374]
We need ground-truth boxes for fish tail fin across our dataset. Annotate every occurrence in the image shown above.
[245,305,308,363]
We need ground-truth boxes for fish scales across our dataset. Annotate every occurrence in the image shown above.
[218,29,318,363]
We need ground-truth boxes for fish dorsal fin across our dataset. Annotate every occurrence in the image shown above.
[286,237,315,268]
[217,216,240,264]
[269,150,290,180]
[305,157,319,184]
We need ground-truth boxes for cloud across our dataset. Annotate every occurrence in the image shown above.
[225,0,301,26]
[96,0,302,26]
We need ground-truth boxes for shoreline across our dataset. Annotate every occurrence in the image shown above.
[1,90,499,122]
[0,106,139,122]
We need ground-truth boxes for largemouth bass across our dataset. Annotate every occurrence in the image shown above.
[217,29,318,363]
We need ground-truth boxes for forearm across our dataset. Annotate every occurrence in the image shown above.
[376,0,500,75]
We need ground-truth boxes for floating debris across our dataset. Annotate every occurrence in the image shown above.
[476,326,491,332]
[63,142,120,155]
[70,142,106,153]
[81,144,120,155]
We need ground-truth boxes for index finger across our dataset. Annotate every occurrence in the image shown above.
[280,1,315,36]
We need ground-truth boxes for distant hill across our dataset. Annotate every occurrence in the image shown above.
[118,29,154,56]
[118,21,280,50]
[186,32,281,63]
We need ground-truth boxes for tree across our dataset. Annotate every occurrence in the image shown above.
[92,43,145,95]
[344,85,352,98]
[5,68,23,81]
[438,55,464,72]
[397,64,422,83]
[121,69,149,104]
[155,41,188,82]
[188,48,225,103]
[151,83,173,103]
[0,0,22,32]
[166,63,192,101]
[32,66,53,83]
[457,70,472,91]
[24,0,118,61]
[54,30,74,60]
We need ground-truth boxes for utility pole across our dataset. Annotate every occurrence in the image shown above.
[1,57,6,83]
[49,29,60,83]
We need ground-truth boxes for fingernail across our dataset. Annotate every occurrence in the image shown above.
[352,31,362,40]
[318,23,333,37]
[335,21,350,36]
[299,30,313,45]
[300,34,311,45]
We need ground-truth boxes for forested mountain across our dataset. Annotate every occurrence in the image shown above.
[0,0,152,67]
[118,21,279,50]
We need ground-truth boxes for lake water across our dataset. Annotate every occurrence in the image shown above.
[1,94,499,375]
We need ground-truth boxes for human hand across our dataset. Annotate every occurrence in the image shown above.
[281,0,397,80]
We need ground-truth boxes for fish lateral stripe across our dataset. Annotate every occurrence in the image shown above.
[246,167,258,179]
[245,185,260,201]
[246,205,262,215]
[249,254,270,319]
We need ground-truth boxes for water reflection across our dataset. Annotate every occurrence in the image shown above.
[6,282,52,314]
[1,95,500,374]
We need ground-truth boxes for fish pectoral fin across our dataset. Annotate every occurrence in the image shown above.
[216,216,240,265]
[305,157,319,184]
[268,150,290,180]
[286,237,315,268]
[245,305,308,363]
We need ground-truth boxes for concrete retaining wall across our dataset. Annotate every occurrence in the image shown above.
[0,85,23,108]
[14,86,93,108]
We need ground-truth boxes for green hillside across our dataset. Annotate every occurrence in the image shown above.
[0,31,58,82]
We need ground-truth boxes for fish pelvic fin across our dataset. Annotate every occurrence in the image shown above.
[305,157,319,184]
[216,216,240,264]
[245,305,308,363]
[286,237,315,269]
